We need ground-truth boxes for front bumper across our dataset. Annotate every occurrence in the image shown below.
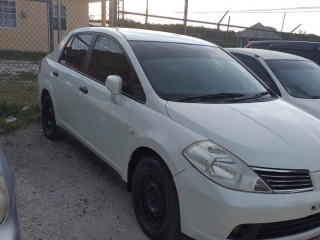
[175,167,320,240]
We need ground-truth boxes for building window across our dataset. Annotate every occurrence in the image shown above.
[0,0,17,28]
[53,5,66,30]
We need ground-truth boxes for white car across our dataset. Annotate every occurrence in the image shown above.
[227,48,320,120]
[38,27,320,240]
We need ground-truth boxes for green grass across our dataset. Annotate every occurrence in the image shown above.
[0,50,46,61]
[0,73,37,82]
[0,73,38,104]
[0,102,41,133]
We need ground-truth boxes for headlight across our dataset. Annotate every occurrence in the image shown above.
[183,140,272,193]
[0,174,9,223]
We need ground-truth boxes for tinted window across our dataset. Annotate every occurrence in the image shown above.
[130,41,268,102]
[233,53,281,95]
[274,48,316,62]
[60,34,93,72]
[88,36,145,101]
[266,60,320,99]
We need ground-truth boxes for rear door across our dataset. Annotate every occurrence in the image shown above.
[52,33,94,130]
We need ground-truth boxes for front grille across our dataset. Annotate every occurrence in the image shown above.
[252,167,313,193]
[228,212,320,239]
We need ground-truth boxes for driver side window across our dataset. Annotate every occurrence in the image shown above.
[87,35,145,102]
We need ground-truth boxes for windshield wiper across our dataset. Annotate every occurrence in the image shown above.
[232,91,271,102]
[177,93,245,102]
[309,96,320,99]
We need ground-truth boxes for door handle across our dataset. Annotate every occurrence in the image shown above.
[79,86,88,94]
[52,71,59,77]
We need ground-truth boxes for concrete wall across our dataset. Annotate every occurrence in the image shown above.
[0,0,89,52]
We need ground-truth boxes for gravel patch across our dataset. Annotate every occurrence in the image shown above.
[1,123,320,240]
[0,60,39,75]
[0,123,148,240]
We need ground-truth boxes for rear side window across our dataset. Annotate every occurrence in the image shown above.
[60,34,93,73]
[233,53,281,96]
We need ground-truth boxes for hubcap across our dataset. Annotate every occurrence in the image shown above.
[46,108,54,130]
[141,174,166,228]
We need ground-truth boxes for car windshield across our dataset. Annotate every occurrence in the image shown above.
[129,41,272,102]
[266,59,320,99]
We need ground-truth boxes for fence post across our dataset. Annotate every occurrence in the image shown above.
[101,0,106,27]
[57,0,62,43]
[47,0,54,52]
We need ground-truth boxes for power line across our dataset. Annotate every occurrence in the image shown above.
[183,10,320,14]
[175,6,320,14]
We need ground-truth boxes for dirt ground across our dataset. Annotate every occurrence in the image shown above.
[0,123,148,240]
[1,123,320,240]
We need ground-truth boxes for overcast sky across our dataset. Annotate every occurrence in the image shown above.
[89,0,320,36]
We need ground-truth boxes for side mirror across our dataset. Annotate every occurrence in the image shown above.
[105,75,122,104]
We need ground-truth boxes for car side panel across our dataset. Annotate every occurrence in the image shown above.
[74,76,135,174]
[122,91,204,180]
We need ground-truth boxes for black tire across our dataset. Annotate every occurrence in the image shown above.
[41,95,62,140]
[132,155,183,240]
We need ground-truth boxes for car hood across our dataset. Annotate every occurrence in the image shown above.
[286,97,320,121]
[166,99,320,171]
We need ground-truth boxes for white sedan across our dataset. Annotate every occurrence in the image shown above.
[227,48,320,120]
[38,27,320,240]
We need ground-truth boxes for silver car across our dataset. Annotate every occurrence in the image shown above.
[227,48,320,119]
[0,148,19,239]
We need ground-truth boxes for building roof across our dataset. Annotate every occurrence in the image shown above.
[236,23,281,40]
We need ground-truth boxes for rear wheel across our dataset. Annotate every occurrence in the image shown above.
[42,95,62,140]
[132,155,182,240]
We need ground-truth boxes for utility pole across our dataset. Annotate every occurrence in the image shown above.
[183,0,188,35]
[145,0,149,29]
[109,0,117,27]
[101,0,106,26]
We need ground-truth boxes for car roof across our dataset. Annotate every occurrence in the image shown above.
[72,27,216,46]
[248,40,320,46]
[226,48,310,61]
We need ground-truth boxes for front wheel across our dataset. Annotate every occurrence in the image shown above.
[132,156,182,240]
[41,95,62,140]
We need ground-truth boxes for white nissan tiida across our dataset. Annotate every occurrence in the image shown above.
[38,27,320,240]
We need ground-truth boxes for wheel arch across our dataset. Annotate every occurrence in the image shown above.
[40,89,51,106]
[127,147,172,192]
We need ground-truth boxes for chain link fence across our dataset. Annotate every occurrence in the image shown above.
[0,0,88,106]
[2,0,320,107]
